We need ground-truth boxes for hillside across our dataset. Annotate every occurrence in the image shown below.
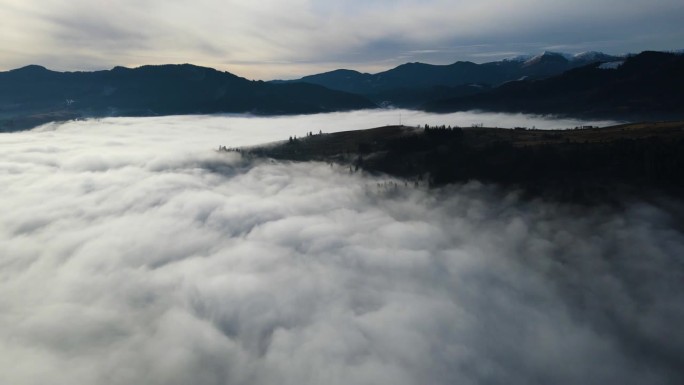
[246,121,684,202]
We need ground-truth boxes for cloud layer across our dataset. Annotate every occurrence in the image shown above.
[1,114,683,384]
[1,0,682,78]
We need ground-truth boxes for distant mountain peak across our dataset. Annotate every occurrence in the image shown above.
[10,64,51,73]
[523,51,571,66]
[506,51,616,64]
[303,68,363,77]
[395,61,432,69]
[111,65,131,72]
[572,51,621,63]
[521,50,622,66]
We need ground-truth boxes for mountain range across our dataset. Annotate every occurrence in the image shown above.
[281,50,683,119]
[276,51,623,107]
[1,50,683,131]
[0,64,373,131]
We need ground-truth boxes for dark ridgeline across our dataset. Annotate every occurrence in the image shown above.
[0,64,375,131]
[248,122,684,204]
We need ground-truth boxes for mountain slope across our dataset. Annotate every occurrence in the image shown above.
[423,51,684,119]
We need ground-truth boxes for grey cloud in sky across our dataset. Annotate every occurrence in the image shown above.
[1,0,683,78]
[0,115,683,384]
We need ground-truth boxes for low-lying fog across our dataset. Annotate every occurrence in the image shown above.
[1,112,681,385]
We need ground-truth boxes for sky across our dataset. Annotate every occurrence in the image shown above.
[1,114,683,384]
[0,0,682,79]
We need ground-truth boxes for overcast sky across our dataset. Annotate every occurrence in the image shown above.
[0,0,682,79]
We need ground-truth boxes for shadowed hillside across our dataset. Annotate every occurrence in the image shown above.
[247,121,684,203]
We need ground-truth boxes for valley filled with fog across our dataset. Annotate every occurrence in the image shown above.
[1,111,682,385]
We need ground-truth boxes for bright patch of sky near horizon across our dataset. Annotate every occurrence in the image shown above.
[1,114,683,384]
[0,0,682,79]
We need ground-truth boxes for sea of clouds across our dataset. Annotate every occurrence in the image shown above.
[0,112,681,385]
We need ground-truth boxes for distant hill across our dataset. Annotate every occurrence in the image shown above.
[0,64,375,131]
[278,51,622,107]
[423,51,684,120]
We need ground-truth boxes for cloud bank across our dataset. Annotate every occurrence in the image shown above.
[1,0,683,78]
[0,115,682,385]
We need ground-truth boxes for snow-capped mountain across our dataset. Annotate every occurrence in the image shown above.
[523,51,573,66]
[521,51,621,67]
[572,51,623,64]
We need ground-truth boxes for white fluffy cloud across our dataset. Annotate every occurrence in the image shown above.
[1,0,682,78]
[0,113,682,384]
